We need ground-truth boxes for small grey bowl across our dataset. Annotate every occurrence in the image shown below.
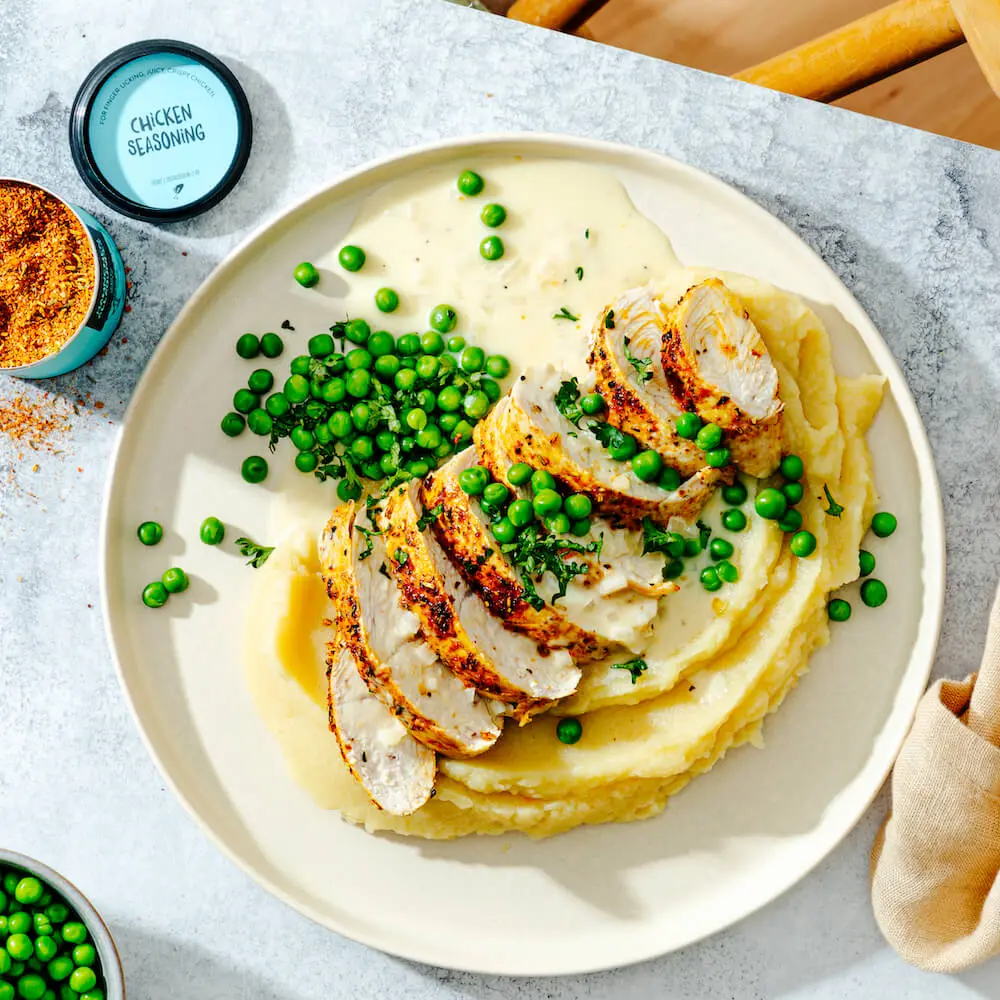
[0,849,126,998]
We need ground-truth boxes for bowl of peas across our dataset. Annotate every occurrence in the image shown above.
[0,850,124,999]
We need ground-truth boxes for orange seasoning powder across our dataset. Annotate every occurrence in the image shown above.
[0,180,96,369]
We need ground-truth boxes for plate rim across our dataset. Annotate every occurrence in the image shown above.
[99,130,946,975]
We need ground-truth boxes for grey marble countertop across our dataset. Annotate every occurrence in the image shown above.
[3,0,1000,996]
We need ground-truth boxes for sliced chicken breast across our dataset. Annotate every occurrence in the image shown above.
[380,481,581,721]
[587,288,706,477]
[476,364,726,529]
[320,503,501,758]
[327,640,436,816]
[661,278,783,477]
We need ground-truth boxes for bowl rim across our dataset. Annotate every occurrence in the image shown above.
[0,847,126,997]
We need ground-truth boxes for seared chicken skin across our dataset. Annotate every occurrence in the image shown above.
[476,364,726,529]
[380,481,581,721]
[661,278,783,477]
[326,640,436,815]
[321,503,501,758]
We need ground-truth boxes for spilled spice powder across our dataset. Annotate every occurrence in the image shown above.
[0,180,96,369]
[0,393,74,453]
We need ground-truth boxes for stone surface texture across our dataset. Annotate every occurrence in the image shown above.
[2,0,1000,996]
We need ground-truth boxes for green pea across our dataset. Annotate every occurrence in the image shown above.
[722,481,748,506]
[34,937,58,963]
[220,412,245,437]
[293,262,319,287]
[661,532,685,558]
[45,905,68,925]
[480,235,504,261]
[344,349,371,372]
[460,346,486,373]
[545,513,572,535]
[709,538,734,561]
[463,391,490,421]
[631,450,663,483]
[260,332,283,358]
[375,452,396,476]
[328,411,352,439]
[408,355,437,382]
[136,521,163,546]
[406,460,431,478]
[662,558,684,580]
[480,377,502,403]
[533,489,562,518]
[338,245,366,272]
[286,357,309,379]
[491,518,517,544]
[345,318,371,344]
[483,483,510,508]
[415,332,442,356]
[556,718,582,745]
[374,287,399,313]
[304,334,332,359]
[6,934,31,961]
[405,408,428,432]
[457,170,484,196]
[14,875,45,903]
[695,423,722,451]
[700,566,722,592]
[235,333,260,359]
[46,957,73,984]
[3,876,18,896]
[607,434,638,462]
[507,499,535,528]
[394,333,418,357]
[675,412,702,440]
[782,481,804,505]
[859,549,875,577]
[716,560,740,584]
[437,386,463,412]
[15,974,45,1000]
[780,454,805,481]
[32,913,51,935]
[658,466,681,492]
[68,969,96,995]
[241,455,268,484]
[438,413,460,434]
[790,530,817,558]
[245,409,270,436]
[200,517,225,546]
[531,469,556,494]
[233,388,257,414]
[828,598,852,622]
[7,913,28,934]
[755,488,787,521]
[318,378,344,405]
[161,567,189,594]
[415,425,442,450]
[287,426,313,451]
[481,203,506,227]
[308,377,326,400]
[458,466,490,496]
[375,431,396,452]
[0,951,7,974]
[350,434,374,462]
[416,389,437,412]
[861,578,888,607]
[563,494,592,520]
[434,439,455,459]
[264,393,290,418]
[395,368,418,392]
[507,462,533,487]
[705,447,731,468]
[871,511,897,538]
[570,518,592,537]
[722,508,747,532]
[345,370,372,398]
[778,508,803,533]
[447,335,466,352]
[282,375,309,404]
[142,582,168,608]
[429,305,458,333]
[337,479,362,502]
[580,392,604,416]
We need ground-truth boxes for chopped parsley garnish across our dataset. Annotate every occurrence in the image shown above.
[611,657,648,684]
[697,519,712,550]
[355,523,383,560]
[500,525,602,610]
[640,517,682,558]
[553,306,579,322]
[588,419,629,452]
[575,266,584,281]
[604,309,615,329]
[393,547,409,567]
[416,504,444,531]
[554,377,584,427]
[378,562,390,579]
[280,319,295,331]
[585,228,590,240]
[623,336,652,384]
[234,537,274,568]
[823,485,844,518]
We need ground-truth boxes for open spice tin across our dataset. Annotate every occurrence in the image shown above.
[0,179,127,379]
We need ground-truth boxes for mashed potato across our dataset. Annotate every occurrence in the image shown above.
[244,269,883,839]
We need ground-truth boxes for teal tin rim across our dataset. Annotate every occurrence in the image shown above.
[0,180,127,379]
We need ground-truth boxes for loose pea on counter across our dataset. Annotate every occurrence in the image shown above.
[136,520,162,546]
[293,262,319,288]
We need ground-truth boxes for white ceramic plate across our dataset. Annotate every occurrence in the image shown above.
[101,134,944,975]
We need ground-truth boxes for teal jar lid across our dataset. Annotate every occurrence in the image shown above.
[69,40,252,222]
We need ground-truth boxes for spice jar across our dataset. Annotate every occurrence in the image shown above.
[0,179,126,378]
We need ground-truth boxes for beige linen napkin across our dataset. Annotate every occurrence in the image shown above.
[871,582,1000,972]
